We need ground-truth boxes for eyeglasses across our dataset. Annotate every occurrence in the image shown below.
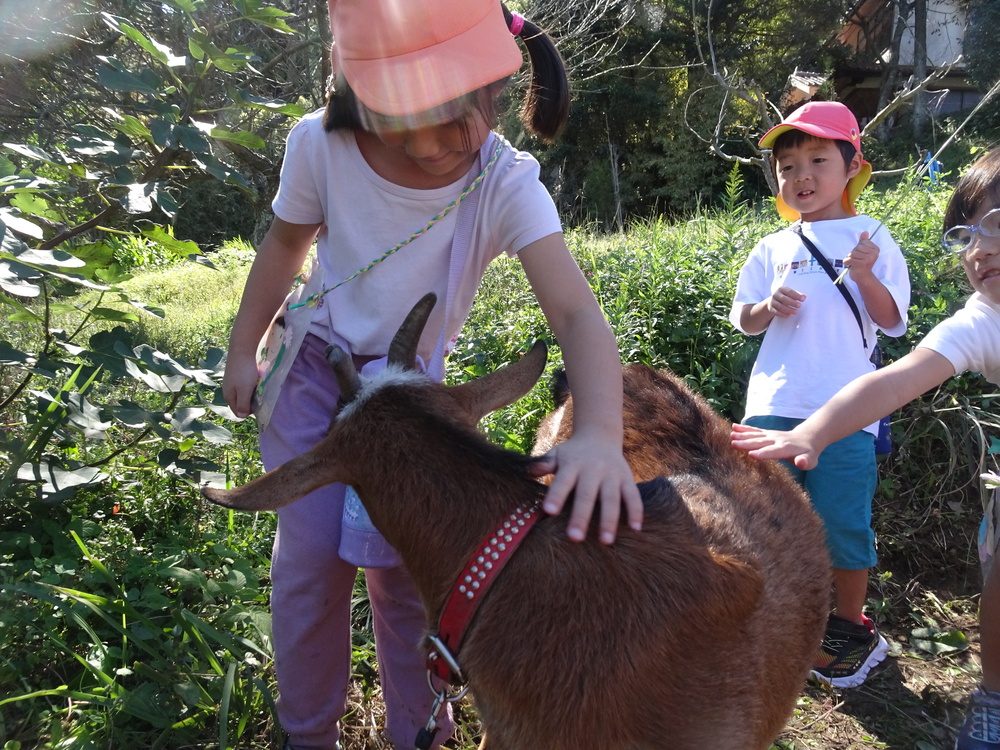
[942,207,1000,253]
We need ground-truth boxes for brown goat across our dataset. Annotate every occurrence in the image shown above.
[204,293,830,750]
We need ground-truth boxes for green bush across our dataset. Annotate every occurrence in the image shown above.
[172,181,258,250]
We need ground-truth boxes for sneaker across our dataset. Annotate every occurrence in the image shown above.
[809,613,889,688]
[956,688,1000,749]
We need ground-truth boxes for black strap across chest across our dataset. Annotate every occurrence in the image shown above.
[792,223,868,350]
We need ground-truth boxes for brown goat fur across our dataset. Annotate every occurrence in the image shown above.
[204,294,830,750]
[531,364,832,747]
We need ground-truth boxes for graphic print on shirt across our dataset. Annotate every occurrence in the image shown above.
[778,256,847,277]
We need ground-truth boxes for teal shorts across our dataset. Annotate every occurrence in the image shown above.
[745,414,878,570]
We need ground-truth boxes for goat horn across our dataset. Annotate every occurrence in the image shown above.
[326,344,360,402]
[387,292,437,369]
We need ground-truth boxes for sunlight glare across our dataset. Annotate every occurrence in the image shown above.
[0,0,88,63]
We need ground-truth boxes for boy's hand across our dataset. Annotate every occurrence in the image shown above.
[528,433,643,545]
[766,285,805,318]
[843,231,880,281]
[222,351,261,419]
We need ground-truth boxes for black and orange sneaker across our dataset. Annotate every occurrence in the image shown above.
[810,613,888,688]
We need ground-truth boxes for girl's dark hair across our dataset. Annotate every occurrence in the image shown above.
[771,129,858,170]
[323,4,570,142]
[501,5,570,141]
[323,81,366,133]
[944,147,1000,230]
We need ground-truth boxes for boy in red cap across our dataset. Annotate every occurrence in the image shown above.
[729,100,912,688]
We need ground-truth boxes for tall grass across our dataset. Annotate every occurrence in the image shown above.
[2,173,997,748]
[116,240,255,362]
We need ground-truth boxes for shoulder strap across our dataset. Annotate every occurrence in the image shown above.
[426,133,496,380]
[792,223,868,350]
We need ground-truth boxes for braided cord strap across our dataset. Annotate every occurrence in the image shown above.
[289,137,504,310]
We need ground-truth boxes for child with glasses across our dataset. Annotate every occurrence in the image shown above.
[729,101,912,689]
[222,1,642,747]
[732,146,1000,749]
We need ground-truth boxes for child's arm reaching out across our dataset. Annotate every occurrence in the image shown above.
[517,232,643,545]
[731,348,956,469]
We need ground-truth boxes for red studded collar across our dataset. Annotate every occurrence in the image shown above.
[426,503,541,684]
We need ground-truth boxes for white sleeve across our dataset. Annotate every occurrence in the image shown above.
[729,242,771,333]
[485,144,563,258]
[271,117,326,225]
[919,299,1000,386]
[870,228,910,338]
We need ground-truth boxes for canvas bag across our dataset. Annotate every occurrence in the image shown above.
[252,255,331,433]
[792,224,893,455]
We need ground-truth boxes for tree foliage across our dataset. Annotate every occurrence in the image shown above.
[1,0,905,231]
[0,0,313,507]
[964,0,1000,91]
[510,0,864,227]
[0,0,331,243]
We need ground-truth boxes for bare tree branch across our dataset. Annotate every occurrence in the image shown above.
[685,0,964,199]
[862,55,962,138]
[525,0,658,85]
[687,0,778,194]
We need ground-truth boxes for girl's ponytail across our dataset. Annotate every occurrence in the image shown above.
[503,5,570,142]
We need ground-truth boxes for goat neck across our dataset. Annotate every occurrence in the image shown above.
[333,363,549,610]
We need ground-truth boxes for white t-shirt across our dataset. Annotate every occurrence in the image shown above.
[730,216,911,432]
[271,109,562,361]
[918,292,1000,386]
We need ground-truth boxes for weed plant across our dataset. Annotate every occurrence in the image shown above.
[3,171,999,748]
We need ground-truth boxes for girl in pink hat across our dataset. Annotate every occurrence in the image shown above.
[221,1,642,747]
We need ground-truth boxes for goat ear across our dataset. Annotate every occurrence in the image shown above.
[452,340,547,424]
[201,449,337,511]
[387,292,437,369]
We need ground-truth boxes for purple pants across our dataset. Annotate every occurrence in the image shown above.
[259,334,454,749]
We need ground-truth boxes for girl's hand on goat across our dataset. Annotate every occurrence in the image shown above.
[222,350,261,419]
[729,422,821,471]
[529,434,643,544]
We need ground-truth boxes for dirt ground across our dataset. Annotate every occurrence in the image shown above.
[773,564,983,749]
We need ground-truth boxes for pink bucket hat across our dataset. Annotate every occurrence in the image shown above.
[329,0,523,117]
[759,101,872,222]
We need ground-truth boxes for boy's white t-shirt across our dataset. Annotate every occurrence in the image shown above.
[730,216,911,433]
[918,292,1000,386]
[271,109,562,362]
